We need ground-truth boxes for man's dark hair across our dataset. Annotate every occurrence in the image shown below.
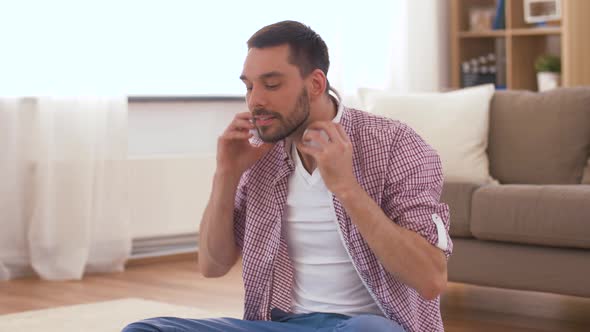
[247,20,331,94]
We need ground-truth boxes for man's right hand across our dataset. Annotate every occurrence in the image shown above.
[216,112,275,177]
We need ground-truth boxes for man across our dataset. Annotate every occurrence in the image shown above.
[123,20,452,332]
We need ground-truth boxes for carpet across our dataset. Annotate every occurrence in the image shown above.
[0,298,227,332]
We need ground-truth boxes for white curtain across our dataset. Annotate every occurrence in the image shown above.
[331,0,449,108]
[389,0,450,93]
[0,97,130,280]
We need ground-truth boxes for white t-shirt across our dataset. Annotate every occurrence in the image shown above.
[283,104,383,317]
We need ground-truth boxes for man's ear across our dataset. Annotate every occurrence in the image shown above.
[307,69,328,100]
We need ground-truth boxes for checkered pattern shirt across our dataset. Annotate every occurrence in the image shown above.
[233,107,453,332]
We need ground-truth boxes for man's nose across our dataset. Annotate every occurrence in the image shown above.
[247,86,267,110]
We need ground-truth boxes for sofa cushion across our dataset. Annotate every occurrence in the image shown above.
[359,84,496,184]
[488,88,590,184]
[448,238,590,298]
[471,185,590,249]
[441,182,480,238]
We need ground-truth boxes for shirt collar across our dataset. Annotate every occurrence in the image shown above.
[332,97,344,124]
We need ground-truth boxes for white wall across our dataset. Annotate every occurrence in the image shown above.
[128,100,245,156]
[128,100,245,239]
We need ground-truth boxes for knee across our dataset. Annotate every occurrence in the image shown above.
[121,319,162,332]
[337,315,405,332]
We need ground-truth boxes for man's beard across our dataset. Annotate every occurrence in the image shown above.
[253,88,310,143]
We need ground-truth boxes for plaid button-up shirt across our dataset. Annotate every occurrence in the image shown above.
[233,107,452,332]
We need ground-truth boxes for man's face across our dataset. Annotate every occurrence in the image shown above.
[240,44,310,143]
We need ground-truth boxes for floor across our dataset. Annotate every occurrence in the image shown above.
[1,255,588,331]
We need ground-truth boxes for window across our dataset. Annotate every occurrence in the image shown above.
[1,0,397,96]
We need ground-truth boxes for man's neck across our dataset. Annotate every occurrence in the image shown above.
[311,94,338,123]
[290,95,338,173]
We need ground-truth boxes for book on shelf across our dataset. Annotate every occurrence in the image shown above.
[493,0,506,30]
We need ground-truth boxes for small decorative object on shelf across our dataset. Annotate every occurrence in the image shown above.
[524,0,562,25]
[469,6,497,31]
[462,53,497,87]
[534,54,561,91]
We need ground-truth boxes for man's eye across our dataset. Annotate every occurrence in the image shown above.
[245,86,253,92]
[266,84,280,90]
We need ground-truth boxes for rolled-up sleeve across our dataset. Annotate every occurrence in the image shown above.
[382,125,453,259]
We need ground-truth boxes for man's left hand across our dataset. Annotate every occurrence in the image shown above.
[296,122,359,197]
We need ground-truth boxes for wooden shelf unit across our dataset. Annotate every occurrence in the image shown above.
[458,30,507,38]
[450,0,590,90]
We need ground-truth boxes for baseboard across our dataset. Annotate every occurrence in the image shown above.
[127,233,199,267]
[131,233,198,258]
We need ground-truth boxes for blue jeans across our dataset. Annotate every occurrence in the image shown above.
[122,308,406,332]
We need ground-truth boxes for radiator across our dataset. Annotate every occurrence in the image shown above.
[128,154,216,256]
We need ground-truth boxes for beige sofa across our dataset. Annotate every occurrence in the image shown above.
[442,87,590,297]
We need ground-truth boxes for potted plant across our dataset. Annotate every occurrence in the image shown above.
[534,55,561,92]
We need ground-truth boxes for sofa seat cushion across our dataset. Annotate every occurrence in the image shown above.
[441,182,481,238]
[471,185,590,249]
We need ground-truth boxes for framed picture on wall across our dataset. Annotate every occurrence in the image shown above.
[524,0,561,23]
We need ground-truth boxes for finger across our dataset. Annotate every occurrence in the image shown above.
[323,125,343,145]
[308,122,343,145]
[234,112,253,120]
[303,128,330,147]
[223,130,253,140]
[223,119,254,136]
[296,141,322,158]
[229,119,254,131]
